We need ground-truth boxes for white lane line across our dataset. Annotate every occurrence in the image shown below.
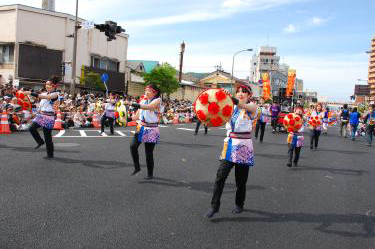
[177,128,211,132]
[79,130,87,137]
[159,125,168,128]
[115,131,126,137]
[54,130,66,137]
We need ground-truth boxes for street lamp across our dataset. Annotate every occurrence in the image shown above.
[231,48,253,93]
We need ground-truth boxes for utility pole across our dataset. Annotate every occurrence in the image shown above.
[70,0,79,95]
[179,41,185,83]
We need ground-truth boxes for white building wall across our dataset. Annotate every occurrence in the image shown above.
[0,9,17,42]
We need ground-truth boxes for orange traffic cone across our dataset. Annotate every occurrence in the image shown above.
[173,115,179,124]
[53,110,64,130]
[92,111,101,128]
[0,112,11,134]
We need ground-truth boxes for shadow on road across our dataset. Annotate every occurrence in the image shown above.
[293,165,368,176]
[0,144,79,154]
[158,141,215,148]
[138,177,266,194]
[210,209,375,238]
[53,157,133,169]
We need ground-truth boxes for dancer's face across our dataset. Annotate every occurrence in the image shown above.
[236,87,250,104]
[317,105,322,112]
[45,82,54,92]
[145,88,156,99]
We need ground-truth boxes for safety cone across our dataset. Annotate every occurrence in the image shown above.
[53,110,64,130]
[0,112,11,134]
[92,111,101,128]
[173,115,179,124]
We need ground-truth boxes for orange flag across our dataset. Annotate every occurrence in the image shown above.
[261,73,271,100]
[286,69,296,97]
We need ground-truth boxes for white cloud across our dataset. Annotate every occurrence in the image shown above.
[222,0,249,7]
[283,24,299,33]
[284,16,330,34]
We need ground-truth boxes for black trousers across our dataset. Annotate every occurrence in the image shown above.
[195,121,207,134]
[310,129,321,148]
[29,122,54,157]
[271,118,278,131]
[255,121,266,141]
[211,160,250,210]
[100,115,114,134]
[130,133,156,176]
[288,145,301,164]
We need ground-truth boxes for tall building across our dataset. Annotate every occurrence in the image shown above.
[369,35,375,103]
[250,46,280,83]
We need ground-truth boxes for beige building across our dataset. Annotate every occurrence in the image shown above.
[369,35,375,103]
[0,4,128,92]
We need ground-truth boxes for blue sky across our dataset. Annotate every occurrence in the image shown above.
[4,0,375,101]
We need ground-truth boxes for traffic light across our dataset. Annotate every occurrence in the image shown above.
[95,21,125,42]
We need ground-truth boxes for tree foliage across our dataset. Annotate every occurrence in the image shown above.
[83,71,106,91]
[143,63,180,96]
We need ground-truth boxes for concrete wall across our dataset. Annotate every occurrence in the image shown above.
[0,5,128,89]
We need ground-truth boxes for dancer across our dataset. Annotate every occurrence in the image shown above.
[349,107,360,141]
[309,103,324,150]
[205,84,258,218]
[255,100,270,142]
[26,76,59,159]
[125,85,162,180]
[194,120,208,135]
[322,107,329,134]
[287,106,305,167]
[363,104,375,146]
[100,93,116,135]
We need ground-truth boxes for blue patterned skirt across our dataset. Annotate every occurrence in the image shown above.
[33,113,55,130]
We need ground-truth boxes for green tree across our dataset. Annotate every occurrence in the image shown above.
[143,63,180,97]
[83,71,106,91]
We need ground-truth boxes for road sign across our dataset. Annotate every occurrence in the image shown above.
[82,21,95,30]
[101,73,109,83]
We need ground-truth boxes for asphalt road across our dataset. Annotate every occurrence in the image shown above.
[0,123,374,248]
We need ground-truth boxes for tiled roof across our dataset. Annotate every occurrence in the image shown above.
[127,60,159,73]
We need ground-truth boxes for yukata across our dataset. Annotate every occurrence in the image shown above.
[130,97,162,177]
[30,92,57,158]
[309,111,324,149]
[287,125,304,166]
[211,105,258,211]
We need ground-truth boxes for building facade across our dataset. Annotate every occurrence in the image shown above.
[250,46,280,84]
[369,35,375,103]
[0,4,129,92]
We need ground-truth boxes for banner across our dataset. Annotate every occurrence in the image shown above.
[286,69,296,97]
[261,73,271,100]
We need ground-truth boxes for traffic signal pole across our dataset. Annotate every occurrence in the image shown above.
[70,0,79,95]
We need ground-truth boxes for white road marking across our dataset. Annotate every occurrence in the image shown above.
[79,130,87,137]
[115,131,126,136]
[54,130,65,137]
[98,131,108,137]
[177,128,210,132]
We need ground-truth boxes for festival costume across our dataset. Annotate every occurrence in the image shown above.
[309,111,323,149]
[29,92,58,158]
[210,105,258,211]
[130,97,161,178]
[287,126,304,166]
[255,106,270,142]
[101,102,116,134]
[365,110,375,145]
[322,110,329,133]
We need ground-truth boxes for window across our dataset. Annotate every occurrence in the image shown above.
[91,55,119,72]
[0,44,14,63]
[91,56,100,68]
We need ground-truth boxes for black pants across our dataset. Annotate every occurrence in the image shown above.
[271,118,278,131]
[288,145,301,164]
[255,121,266,141]
[130,133,156,176]
[195,121,207,134]
[211,160,250,210]
[101,115,114,134]
[29,122,54,157]
[310,129,321,148]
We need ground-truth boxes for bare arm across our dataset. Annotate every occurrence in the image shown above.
[237,102,258,113]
